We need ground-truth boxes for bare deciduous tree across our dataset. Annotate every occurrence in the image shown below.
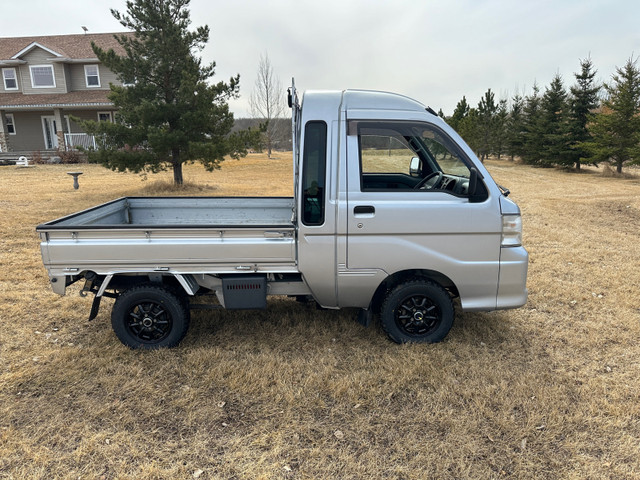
[249,53,285,158]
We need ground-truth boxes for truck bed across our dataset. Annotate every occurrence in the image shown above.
[37,197,298,276]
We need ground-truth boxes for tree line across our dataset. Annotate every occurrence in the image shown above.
[446,56,640,174]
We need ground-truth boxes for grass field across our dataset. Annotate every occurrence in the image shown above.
[1,154,639,479]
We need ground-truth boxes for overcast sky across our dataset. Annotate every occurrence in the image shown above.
[2,0,639,117]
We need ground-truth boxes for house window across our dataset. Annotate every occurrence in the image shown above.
[29,65,55,88]
[5,114,16,135]
[85,65,100,87]
[98,112,113,122]
[2,68,18,90]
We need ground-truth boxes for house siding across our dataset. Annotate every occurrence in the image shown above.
[20,48,67,94]
[68,64,120,91]
[100,66,121,88]
[6,111,48,151]
[66,110,115,132]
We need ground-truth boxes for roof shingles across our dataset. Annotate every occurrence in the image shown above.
[0,32,130,61]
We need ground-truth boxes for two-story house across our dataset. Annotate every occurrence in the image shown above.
[0,32,129,159]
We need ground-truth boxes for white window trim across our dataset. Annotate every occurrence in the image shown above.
[29,64,56,89]
[97,111,113,122]
[12,42,62,59]
[84,65,101,88]
[2,68,18,91]
[5,113,16,135]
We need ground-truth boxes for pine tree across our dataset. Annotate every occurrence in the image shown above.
[449,96,470,132]
[459,108,481,155]
[521,83,543,165]
[83,0,260,185]
[539,74,570,166]
[506,93,525,161]
[567,57,600,169]
[584,57,640,173]
[477,89,497,161]
[493,98,508,159]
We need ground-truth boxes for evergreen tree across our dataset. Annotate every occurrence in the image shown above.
[449,96,470,132]
[584,57,640,173]
[493,98,508,159]
[568,57,600,169]
[459,108,481,155]
[506,93,525,161]
[521,83,543,165]
[477,89,497,161]
[539,74,570,166]
[83,0,260,185]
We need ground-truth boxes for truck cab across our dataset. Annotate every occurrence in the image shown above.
[295,87,527,336]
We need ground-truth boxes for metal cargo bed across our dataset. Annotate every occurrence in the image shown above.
[36,197,298,276]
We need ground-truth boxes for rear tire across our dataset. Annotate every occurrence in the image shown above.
[111,284,189,349]
[381,280,454,344]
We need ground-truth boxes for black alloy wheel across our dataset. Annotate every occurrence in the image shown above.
[381,280,454,344]
[111,284,189,349]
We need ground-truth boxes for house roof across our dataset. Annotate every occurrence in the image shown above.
[0,90,114,110]
[0,33,131,61]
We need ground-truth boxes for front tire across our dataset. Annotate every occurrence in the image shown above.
[111,284,189,349]
[381,280,454,344]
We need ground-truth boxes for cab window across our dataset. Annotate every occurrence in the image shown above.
[301,121,327,225]
[356,121,477,197]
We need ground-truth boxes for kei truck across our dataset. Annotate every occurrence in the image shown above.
[36,82,529,349]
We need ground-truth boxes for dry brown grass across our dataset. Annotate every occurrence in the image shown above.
[1,154,639,479]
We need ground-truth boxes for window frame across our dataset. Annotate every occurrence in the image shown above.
[84,64,101,88]
[29,65,56,89]
[5,113,16,135]
[2,68,18,91]
[97,111,113,122]
[354,120,476,196]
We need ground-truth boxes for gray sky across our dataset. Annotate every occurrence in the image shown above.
[2,0,639,116]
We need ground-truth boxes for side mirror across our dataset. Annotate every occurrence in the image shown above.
[410,157,421,177]
[468,167,487,203]
[469,167,478,196]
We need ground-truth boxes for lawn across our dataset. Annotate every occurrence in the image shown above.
[0,155,639,479]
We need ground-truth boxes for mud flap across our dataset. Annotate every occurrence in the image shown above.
[88,294,102,321]
[357,308,373,328]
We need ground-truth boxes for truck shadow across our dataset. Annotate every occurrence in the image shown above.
[183,297,519,352]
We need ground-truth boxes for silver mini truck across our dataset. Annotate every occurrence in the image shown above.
[37,82,528,349]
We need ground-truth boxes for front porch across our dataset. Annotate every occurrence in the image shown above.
[0,90,114,156]
[0,109,105,157]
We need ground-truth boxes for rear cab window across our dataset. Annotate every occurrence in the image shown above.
[301,121,328,225]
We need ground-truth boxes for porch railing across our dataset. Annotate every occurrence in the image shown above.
[64,133,96,150]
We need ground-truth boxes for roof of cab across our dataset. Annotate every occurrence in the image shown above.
[341,89,427,112]
[302,89,427,113]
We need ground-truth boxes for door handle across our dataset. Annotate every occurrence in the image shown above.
[354,205,375,215]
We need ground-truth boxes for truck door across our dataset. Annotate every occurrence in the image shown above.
[343,118,502,310]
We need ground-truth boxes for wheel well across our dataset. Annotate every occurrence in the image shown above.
[370,269,459,314]
[98,273,187,295]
